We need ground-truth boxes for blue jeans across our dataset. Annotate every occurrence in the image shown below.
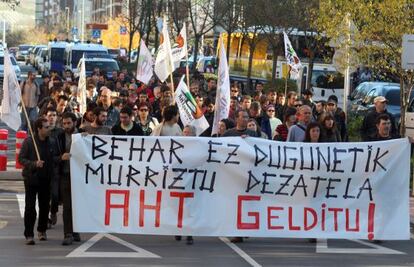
[20,107,38,132]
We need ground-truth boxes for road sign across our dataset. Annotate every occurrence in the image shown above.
[86,23,108,30]
[402,34,414,70]
[92,29,101,39]
[71,27,78,36]
[120,26,127,35]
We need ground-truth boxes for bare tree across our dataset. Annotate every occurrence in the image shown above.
[238,0,264,92]
[253,0,299,82]
[215,0,243,63]
[1,0,19,10]
[184,0,220,71]
[122,0,150,62]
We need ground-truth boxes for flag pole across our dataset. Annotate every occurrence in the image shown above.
[20,99,41,161]
[184,23,191,89]
[284,65,290,97]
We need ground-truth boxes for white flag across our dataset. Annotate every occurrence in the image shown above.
[136,40,154,84]
[1,50,21,131]
[171,23,187,69]
[154,17,174,82]
[283,32,302,80]
[211,38,230,136]
[175,76,209,136]
[77,55,87,115]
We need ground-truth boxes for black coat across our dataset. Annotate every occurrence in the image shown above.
[111,122,144,136]
[19,135,60,186]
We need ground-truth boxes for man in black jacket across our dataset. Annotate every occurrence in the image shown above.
[360,96,397,141]
[19,117,60,245]
[112,106,144,136]
[58,112,82,245]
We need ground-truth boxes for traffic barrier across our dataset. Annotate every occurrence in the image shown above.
[0,129,8,171]
[16,131,27,169]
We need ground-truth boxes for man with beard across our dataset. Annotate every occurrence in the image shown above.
[58,112,82,245]
[81,107,112,135]
[19,118,59,245]
[112,106,144,136]
[45,107,64,228]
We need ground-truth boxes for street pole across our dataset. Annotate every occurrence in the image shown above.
[81,0,85,42]
[66,7,70,36]
[343,14,351,115]
[2,20,5,46]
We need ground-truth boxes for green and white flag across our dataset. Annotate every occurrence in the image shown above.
[283,32,302,79]
[175,76,209,136]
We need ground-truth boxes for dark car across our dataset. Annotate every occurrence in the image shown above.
[348,82,399,112]
[351,83,414,123]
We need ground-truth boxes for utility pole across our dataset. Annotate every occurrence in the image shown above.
[81,0,85,42]
[2,19,5,46]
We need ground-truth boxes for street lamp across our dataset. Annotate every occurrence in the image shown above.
[65,7,70,35]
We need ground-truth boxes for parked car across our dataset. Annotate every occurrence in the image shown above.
[348,82,400,113]
[36,48,49,74]
[0,52,22,82]
[350,83,413,125]
[29,45,46,66]
[74,57,120,79]
[35,47,48,70]
[17,44,32,61]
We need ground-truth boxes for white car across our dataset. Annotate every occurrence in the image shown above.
[35,47,48,72]
[0,52,22,82]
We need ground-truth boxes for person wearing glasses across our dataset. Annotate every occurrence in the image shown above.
[135,102,159,136]
[261,104,282,140]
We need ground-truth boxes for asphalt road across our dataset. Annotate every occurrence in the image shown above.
[1,181,414,267]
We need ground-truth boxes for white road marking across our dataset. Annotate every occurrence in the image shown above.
[66,233,161,258]
[16,193,26,218]
[0,220,7,229]
[219,237,262,267]
[316,238,405,254]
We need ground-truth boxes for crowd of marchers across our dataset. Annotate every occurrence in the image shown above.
[18,66,400,246]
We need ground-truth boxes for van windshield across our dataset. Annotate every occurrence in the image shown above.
[311,70,344,89]
[85,61,119,72]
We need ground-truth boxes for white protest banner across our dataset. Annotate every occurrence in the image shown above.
[71,135,410,240]
[136,40,154,85]
[175,76,209,136]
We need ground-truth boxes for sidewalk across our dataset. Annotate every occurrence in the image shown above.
[0,161,22,180]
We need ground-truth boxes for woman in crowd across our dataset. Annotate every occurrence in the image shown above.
[135,102,159,136]
[247,119,268,139]
[273,107,297,141]
[304,121,322,143]
[261,104,282,139]
[213,119,235,137]
[319,112,341,142]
